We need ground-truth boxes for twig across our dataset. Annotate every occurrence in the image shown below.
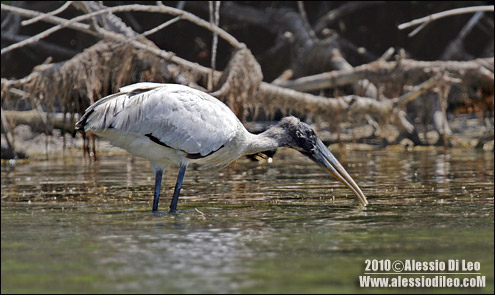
[378,47,395,61]
[21,1,73,26]
[271,69,293,84]
[407,21,429,38]
[139,16,181,37]
[394,75,442,106]
[478,59,494,72]
[398,5,494,34]
[208,1,221,91]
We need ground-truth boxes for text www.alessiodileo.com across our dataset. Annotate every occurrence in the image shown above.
[359,275,486,288]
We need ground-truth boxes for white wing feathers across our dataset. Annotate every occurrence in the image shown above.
[78,83,239,156]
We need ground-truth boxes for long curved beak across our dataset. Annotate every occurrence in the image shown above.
[310,139,368,206]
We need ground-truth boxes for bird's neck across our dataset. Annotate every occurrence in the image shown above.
[243,126,284,155]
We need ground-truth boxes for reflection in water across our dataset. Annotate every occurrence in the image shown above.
[1,149,494,293]
[97,228,250,293]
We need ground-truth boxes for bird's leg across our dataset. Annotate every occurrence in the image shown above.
[169,163,187,214]
[152,169,163,212]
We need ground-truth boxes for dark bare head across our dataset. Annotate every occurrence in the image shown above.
[270,116,368,205]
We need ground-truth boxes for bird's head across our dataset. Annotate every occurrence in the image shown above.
[276,116,317,152]
[277,116,368,206]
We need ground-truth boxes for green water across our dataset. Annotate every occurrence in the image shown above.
[1,149,494,293]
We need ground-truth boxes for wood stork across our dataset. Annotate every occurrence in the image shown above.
[76,83,368,213]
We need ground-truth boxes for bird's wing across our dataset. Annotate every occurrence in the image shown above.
[77,83,240,156]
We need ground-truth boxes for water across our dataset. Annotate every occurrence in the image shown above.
[1,148,494,293]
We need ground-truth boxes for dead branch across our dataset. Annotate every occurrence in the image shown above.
[395,75,443,106]
[21,1,73,27]
[275,58,495,92]
[257,83,393,118]
[208,1,221,91]
[398,5,494,37]
[140,16,181,38]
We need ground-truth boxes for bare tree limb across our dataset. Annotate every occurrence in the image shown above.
[208,1,221,91]
[394,75,442,106]
[139,16,181,37]
[21,1,74,27]
[275,58,494,92]
[398,5,494,36]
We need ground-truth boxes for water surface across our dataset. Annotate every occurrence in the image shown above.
[2,148,494,293]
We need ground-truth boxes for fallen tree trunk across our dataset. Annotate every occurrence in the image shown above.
[275,58,495,92]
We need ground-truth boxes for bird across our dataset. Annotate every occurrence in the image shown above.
[76,82,368,213]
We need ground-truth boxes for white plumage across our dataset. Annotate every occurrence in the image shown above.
[79,83,251,169]
[77,83,368,213]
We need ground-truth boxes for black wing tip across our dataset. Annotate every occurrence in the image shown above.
[74,120,83,130]
[75,109,94,131]
[74,120,84,131]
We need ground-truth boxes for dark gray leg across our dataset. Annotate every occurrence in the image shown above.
[152,169,163,212]
[169,163,187,213]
